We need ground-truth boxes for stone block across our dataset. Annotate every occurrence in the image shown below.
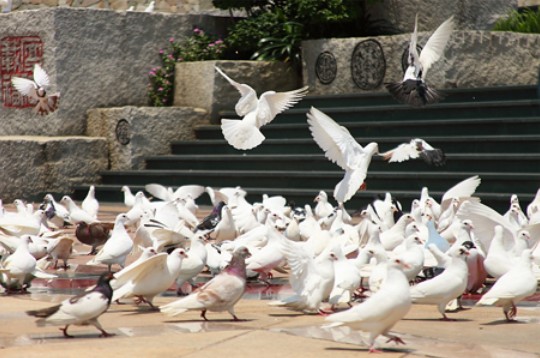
[377,0,517,32]
[0,8,231,136]
[0,136,107,202]
[302,30,540,95]
[87,106,208,170]
[174,60,302,123]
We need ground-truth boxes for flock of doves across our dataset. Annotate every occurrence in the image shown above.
[2,14,539,353]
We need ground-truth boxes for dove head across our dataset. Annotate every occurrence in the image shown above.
[224,246,251,278]
[450,245,469,259]
[517,230,531,241]
[461,220,474,231]
[391,258,411,270]
[173,248,188,259]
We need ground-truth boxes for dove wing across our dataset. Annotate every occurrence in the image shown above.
[381,141,418,162]
[113,254,167,288]
[255,86,308,127]
[145,183,173,201]
[215,66,258,116]
[419,16,454,78]
[33,64,51,88]
[11,77,38,99]
[440,175,481,211]
[307,107,364,171]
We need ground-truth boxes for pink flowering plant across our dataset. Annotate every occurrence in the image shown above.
[148,27,226,106]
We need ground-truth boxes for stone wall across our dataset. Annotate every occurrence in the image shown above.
[302,31,540,95]
[0,136,107,201]
[6,0,217,13]
[87,106,208,170]
[0,8,229,136]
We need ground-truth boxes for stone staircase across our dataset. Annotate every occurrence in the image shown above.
[73,85,540,213]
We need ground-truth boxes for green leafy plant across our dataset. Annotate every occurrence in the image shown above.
[217,0,398,70]
[148,28,226,106]
[493,8,540,33]
[251,21,304,71]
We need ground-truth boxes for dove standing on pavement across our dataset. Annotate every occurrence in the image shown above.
[324,257,412,353]
[11,64,60,115]
[81,185,99,220]
[75,221,114,255]
[61,195,98,225]
[160,247,251,321]
[88,214,133,272]
[112,248,188,309]
[409,245,469,320]
[476,249,537,321]
[307,107,378,204]
[385,15,454,106]
[215,66,308,150]
[26,272,115,338]
[0,235,36,293]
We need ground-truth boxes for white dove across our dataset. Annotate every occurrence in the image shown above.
[313,191,334,219]
[385,15,454,106]
[175,228,208,295]
[381,138,446,166]
[11,64,60,115]
[307,107,379,204]
[88,214,133,272]
[26,272,114,338]
[81,185,99,220]
[0,235,36,292]
[269,240,337,313]
[476,249,537,321]
[215,66,309,150]
[144,0,154,12]
[60,195,98,225]
[160,247,250,321]
[112,248,188,309]
[324,257,412,353]
[409,245,469,320]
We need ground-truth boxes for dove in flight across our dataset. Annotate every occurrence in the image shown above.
[215,66,308,150]
[307,107,379,204]
[385,15,454,106]
[26,272,115,338]
[381,138,447,166]
[11,64,60,115]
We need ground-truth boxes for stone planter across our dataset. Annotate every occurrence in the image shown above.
[87,106,208,170]
[302,30,540,96]
[174,60,302,123]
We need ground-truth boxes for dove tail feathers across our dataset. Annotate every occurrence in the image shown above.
[385,80,443,107]
[221,118,265,150]
[159,303,189,317]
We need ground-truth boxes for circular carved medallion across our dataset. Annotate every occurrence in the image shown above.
[315,51,337,84]
[350,39,386,90]
[115,119,131,145]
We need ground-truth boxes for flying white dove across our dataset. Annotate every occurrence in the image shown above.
[385,15,454,106]
[324,257,412,353]
[307,107,379,204]
[476,249,537,321]
[381,138,446,166]
[112,248,188,309]
[26,272,115,338]
[409,245,469,320]
[215,66,308,150]
[11,64,60,115]
[160,247,251,321]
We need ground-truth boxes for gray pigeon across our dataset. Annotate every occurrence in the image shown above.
[160,247,250,321]
[26,272,115,338]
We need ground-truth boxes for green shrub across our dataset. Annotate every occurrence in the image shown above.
[493,9,540,33]
[148,28,226,107]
